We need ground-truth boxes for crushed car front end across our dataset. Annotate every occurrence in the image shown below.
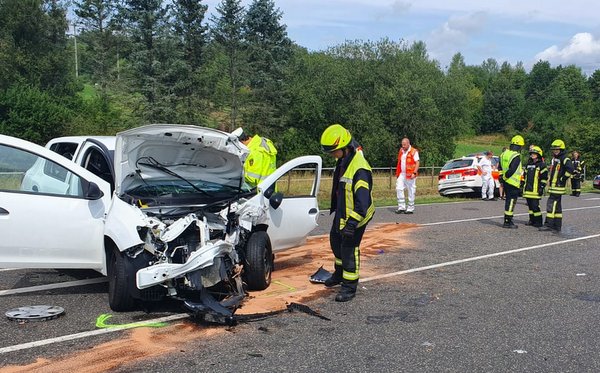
[105,124,268,318]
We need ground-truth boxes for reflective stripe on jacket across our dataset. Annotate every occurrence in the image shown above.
[334,150,375,230]
[395,147,418,177]
[522,159,548,199]
[244,135,277,187]
[499,150,522,188]
[548,152,573,195]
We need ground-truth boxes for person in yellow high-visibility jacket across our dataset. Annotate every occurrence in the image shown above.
[232,128,277,188]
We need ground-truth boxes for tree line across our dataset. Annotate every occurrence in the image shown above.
[1,0,600,173]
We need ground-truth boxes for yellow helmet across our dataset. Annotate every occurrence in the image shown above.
[529,145,543,157]
[320,124,351,153]
[550,139,565,150]
[511,135,525,146]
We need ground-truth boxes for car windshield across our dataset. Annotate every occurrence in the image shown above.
[125,179,246,199]
[442,159,473,170]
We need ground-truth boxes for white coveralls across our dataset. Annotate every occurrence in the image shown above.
[396,147,419,212]
[478,156,495,200]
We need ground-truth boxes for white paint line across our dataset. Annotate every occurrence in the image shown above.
[361,233,600,283]
[0,278,107,296]
[0,313,189,355]
[420,205,600,226]
[0,268,18,272]
[585,197,600,200]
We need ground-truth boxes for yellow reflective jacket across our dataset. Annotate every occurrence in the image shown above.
[244,135,277,188]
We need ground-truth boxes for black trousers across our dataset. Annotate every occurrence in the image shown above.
[329,224,367,290]
[545,193,563,230]
[571,178,581,196]
[526,198,543,226]
[503,184,520,223]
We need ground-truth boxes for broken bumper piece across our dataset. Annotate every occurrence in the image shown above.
[309,265,332,284]
[136,240,235,289]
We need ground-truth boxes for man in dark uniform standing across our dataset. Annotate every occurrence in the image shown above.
[320,124,375,302]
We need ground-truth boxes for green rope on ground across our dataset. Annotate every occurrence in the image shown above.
[95,313,168,329]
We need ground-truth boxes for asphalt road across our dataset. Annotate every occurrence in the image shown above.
[2,192,600,372]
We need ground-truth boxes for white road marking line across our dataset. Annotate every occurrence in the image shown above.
[0,268,18,272]
[0,314,189,355]
[420,205,600,226]
[0,278,107,296]
[361,233,600,283]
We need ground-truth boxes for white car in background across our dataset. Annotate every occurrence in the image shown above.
[438,155,500,196]
[0,125,322,320]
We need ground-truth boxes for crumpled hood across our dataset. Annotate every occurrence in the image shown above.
[114,124,248,195]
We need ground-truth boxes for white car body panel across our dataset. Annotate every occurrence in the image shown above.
[256,155,322,251]
[0,134,111,271]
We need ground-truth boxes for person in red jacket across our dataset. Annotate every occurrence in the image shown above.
[395,137,420,214]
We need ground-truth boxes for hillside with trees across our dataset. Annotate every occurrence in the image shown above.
[1,0,599,173]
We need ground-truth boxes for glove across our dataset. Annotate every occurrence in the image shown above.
[341,221,357,239]
[538,185,545,196]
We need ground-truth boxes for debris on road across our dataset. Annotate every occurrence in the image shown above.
[5,305,65,322]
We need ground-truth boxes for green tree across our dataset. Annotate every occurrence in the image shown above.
[74,0,120,90]
[211,0,246,131]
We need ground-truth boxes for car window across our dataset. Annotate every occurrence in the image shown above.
[82,147,113,187]
[273,162,320,198]
[0,144,84,198]
[49,142,79,160]
[442,159,473,170]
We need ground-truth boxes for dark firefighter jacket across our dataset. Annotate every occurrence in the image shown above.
[547,150,574,195]
[330,146,375,232]
[522,157,548,199]
[572,158,585,180]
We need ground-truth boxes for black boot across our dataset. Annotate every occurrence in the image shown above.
[324,275,342,288]
[335,282,357,302]
[503,216,518,229]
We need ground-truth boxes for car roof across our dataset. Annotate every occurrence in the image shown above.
[46,136,116,151]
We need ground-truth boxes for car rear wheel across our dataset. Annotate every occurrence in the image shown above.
[107,249,136,311]
[244,231,273,291]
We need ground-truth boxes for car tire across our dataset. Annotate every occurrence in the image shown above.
[107,249,136,311]
[244,231,273,291]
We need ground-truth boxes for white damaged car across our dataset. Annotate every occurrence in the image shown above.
[0,125,322,319]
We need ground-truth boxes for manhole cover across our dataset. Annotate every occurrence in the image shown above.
[5,305,65,322]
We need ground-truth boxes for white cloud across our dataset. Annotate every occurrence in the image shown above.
[535,33,600,71]
[426,12,487,60]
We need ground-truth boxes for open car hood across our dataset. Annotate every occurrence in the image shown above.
[114,124,248,195]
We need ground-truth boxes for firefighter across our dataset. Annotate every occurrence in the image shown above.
[522,146,548,227]
[232,128,277,188]
[540,139,574,232]
[320,124,375,302]
[498,135,524,228]
[571,151,584,197]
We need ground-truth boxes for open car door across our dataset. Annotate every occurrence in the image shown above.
[0,135,112,272]
[258,155,322,251]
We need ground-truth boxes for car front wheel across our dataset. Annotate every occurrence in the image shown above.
[244,231,273,291]
[107,249,136,311]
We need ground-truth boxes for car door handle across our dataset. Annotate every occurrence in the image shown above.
[309,208,318,215]
[0,207,8,215]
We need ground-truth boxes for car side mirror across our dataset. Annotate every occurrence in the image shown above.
[269,192,283,209]
[83,180,104,200]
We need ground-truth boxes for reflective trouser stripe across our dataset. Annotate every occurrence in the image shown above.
[335,258,342,266]
[505,198,515,216]
[342,244,360,281]
[547,200,558,218]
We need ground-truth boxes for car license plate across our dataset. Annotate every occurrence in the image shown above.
[448,174,461,179]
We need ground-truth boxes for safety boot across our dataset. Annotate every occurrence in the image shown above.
[502,217,518,229]
[324,275,342,288]
[335,283,357,302]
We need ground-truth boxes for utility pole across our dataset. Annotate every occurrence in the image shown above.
[72,22,79,79]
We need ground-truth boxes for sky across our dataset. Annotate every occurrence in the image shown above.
[203,0,600,74]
